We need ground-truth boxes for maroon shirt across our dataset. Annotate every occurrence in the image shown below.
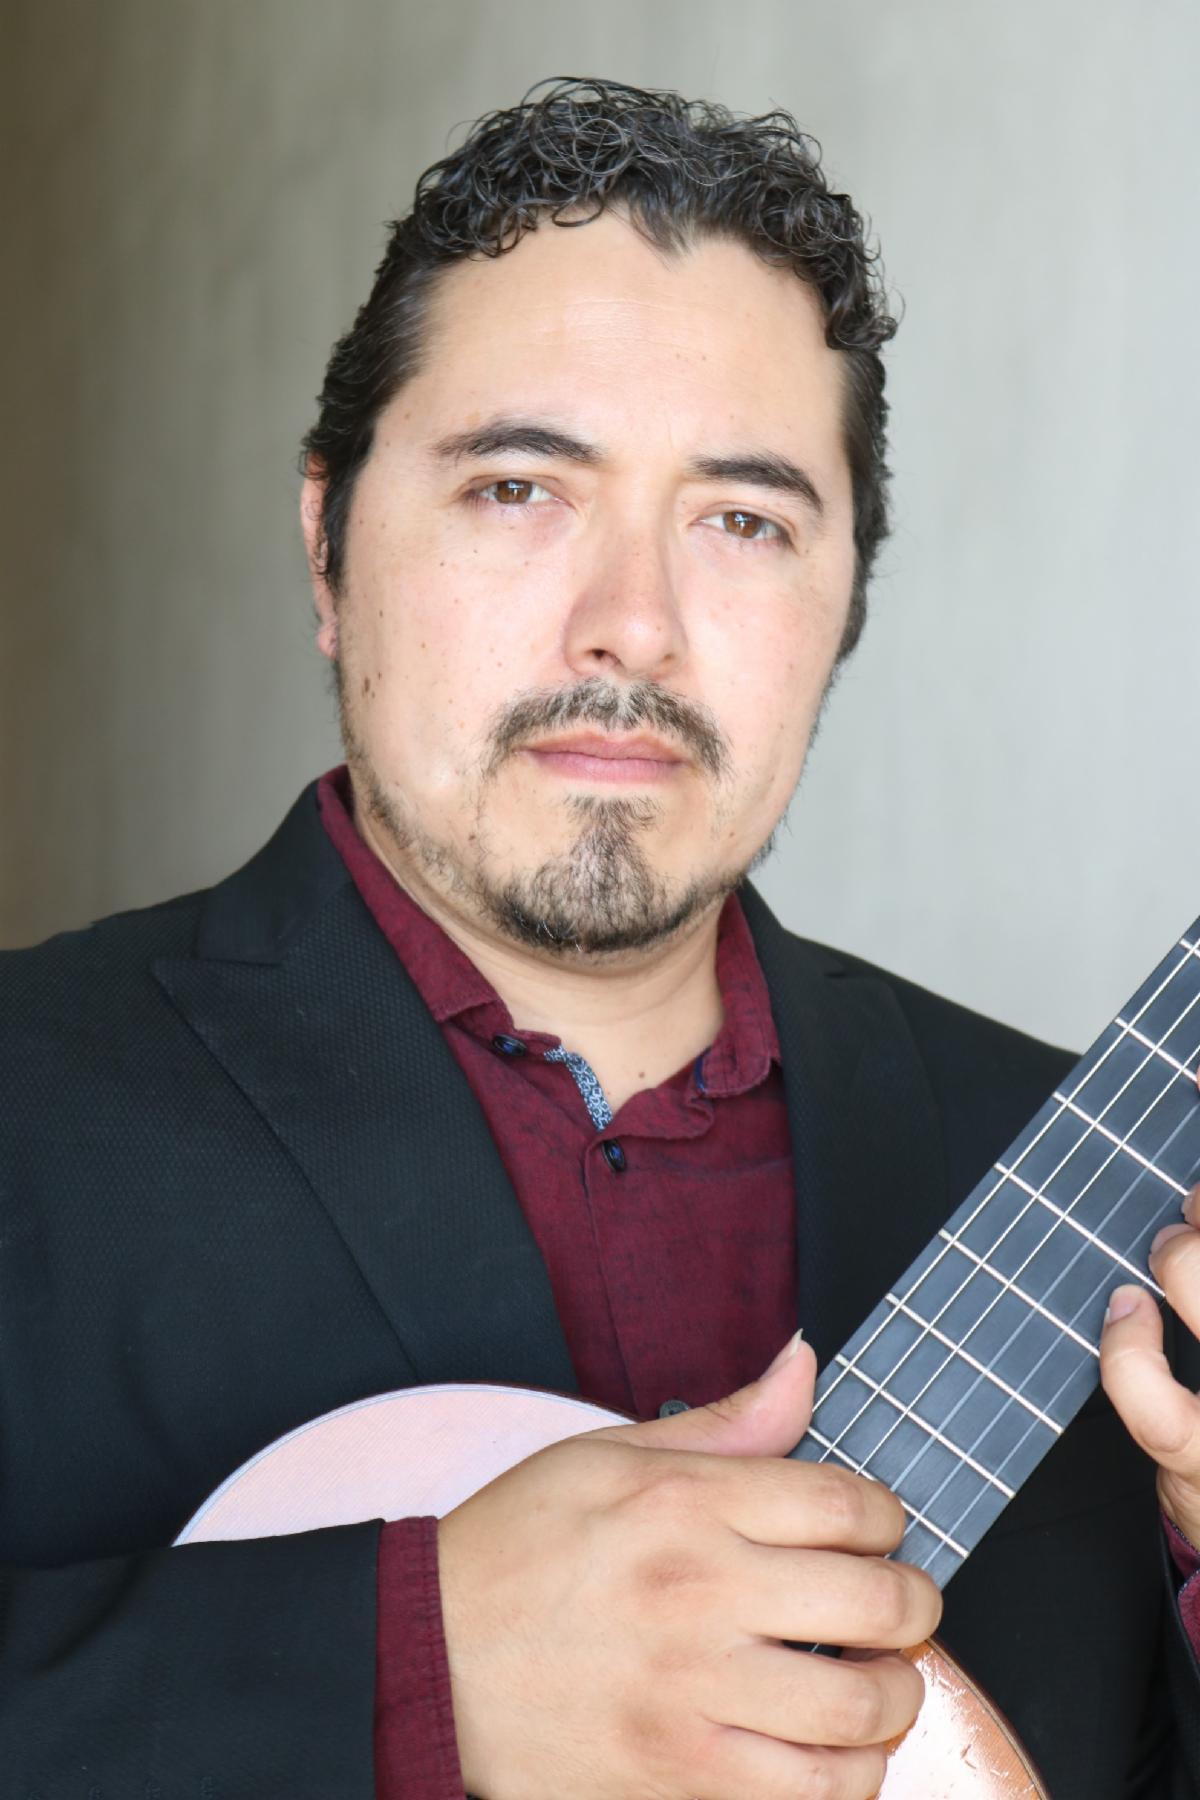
[315,767,1200,1797]
[317,768,795,1797]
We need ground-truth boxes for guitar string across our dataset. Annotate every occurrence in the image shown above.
[804,931,1198,1471]
[812,1068,1198,1580]
[802,936,1200,1555]
[814,1000,1194,1527]
[836,1007,1200,1576]
[799,931,1196,1449]
[891,1051,1198,1562]
[919,1065,1200,1576]
[810,963,1200,1546]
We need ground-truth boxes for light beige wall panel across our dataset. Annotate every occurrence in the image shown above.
[4,0,1198,1055]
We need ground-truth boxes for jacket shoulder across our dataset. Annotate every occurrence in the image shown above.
[829,937,1074,1107]
[0,889,206,1048]
[751,900,1076,1194]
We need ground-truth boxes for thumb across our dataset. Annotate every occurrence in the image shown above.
[603,1331,817,1459]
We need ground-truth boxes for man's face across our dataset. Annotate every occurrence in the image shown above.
[305,210,856,960]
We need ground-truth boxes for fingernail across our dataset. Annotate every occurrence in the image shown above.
[1104,1285,1142,1324]
[1184,1186,1200,1220]
[762,1329,804,1376]
[1151,1223,1192,1255]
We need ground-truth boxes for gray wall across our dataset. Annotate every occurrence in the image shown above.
[5,0,1199,1055]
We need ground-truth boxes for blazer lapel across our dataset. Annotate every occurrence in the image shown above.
[153,787,576,1395]
[152,787,948,1396]
[741,887,950,1368]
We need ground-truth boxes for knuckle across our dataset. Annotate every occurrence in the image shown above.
[863,1559,915,1637]
[795,1755,840,1800]
[798,1748,886,1800]
[876,1486,908,1548]
[806,1467,866,1538]
[611,1469,718,1615]
[854,1748,889,1799]
[911,1567,944,1636]
[621,1464,704,1527]
[895,1650,927,1714]
[628,1544,709,1602]
[830,1668,885,1744]
[617,1696,690,1766]
[633,1461,698,1519]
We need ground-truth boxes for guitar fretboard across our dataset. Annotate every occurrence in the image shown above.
[790,917,1200,1588]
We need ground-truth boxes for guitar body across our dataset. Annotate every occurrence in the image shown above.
[178,1383,1047,1797]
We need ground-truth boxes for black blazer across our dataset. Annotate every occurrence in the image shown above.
[0,783,1196,1796]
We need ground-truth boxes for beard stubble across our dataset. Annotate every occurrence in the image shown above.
[336,667,771,957]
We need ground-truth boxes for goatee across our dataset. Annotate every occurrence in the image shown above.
[335,666,765,958]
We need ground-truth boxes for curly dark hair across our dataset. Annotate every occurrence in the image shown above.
[302,77,898,658]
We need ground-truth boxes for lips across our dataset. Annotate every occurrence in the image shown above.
[525,732,683,763]
[522,732,686,783]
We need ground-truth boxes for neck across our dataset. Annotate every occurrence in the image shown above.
[355,809,726,1116]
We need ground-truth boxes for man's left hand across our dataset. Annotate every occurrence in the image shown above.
[1101,1182,1200,1549]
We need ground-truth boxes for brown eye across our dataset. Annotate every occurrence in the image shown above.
[494,479,534,504]
[699,506,784,543]
[477,478,555,509]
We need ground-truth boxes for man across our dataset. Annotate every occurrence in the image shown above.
[2,77,1199,1798]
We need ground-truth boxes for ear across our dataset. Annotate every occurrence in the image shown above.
[300,463,339,659]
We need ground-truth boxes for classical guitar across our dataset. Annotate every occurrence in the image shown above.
[179,911,1200,1795]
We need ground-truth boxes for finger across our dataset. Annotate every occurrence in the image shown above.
[591,1441,907,1555]
[705,1641,924,1749]
[610,1333,818,1458]
[719,1456,906,1554]
[1100,1282,1200,1473]
[693,1727,887,1800]
[733,1542,942,1649]
[1151,1216,1200,1343]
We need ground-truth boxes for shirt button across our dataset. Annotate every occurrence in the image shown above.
[601,1140,627,1173]
[491,1034,527,1057]
[658,1398,690,1418]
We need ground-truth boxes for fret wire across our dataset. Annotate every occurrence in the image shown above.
[1060,937,1200,1102]
[808,933,1200,1521]
[827,1041,1189,1524]
[809,934,1200,1450]
[805,1425,968,1559]
[994,1162,1165,1294]
[931,1080,1200,1559]
[883,1292,1063,1434]
[832,1355,1015,1497]
[1052,1094,1189,1194]
[935,1231,1101,1354]
[807,927,1200,1584]
[892,935,1200,1579]
[1115,1017,1196,1083]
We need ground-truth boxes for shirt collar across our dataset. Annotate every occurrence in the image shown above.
[316,764,780,1089]
[317,766,500,1025]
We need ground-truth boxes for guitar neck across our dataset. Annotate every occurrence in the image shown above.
[791,915,1200,1588]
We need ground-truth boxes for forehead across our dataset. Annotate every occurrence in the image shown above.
[389,210,847,468]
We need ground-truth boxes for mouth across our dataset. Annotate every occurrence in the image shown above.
[521,732,687,785]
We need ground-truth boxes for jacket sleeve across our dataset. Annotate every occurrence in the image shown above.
[0,1522,380,1794]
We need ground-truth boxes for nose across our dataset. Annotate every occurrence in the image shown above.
[560,514,688,684]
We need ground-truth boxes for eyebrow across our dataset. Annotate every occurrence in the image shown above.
[431,418,604,467]
[685,454,825,519]
[431,415,824,518]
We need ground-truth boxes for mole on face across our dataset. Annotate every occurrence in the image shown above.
[362,675,372,698]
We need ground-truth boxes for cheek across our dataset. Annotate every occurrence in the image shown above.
[715,611,833,785]
[347,562,538,788]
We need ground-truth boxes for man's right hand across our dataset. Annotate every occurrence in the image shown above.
[437,1335,942,1799]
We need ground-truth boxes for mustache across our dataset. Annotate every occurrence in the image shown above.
[482,679,730,781]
